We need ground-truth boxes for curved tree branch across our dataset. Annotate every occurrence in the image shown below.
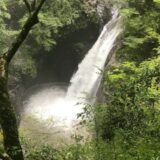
[5,0,47,64]
[23,0,31,14]
[31,0,37,11]
[0,0,46,159]
[33,0,46,15]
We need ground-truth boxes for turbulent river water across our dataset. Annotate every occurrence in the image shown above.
[21,8,122,134]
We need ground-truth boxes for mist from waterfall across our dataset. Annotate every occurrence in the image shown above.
[22,8,122,129]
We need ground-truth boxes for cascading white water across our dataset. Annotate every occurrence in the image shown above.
[66,8,122,102]
[22,8,122,130]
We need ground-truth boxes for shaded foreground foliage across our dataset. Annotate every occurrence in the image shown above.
[0,0,47,159]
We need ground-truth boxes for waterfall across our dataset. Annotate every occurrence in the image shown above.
[66,8,122,102]
[22,8,122,130]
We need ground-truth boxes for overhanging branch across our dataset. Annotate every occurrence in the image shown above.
[31,0,37,11]
[23,0,31,14]
[5,0,47,64]
[33,0,46,15]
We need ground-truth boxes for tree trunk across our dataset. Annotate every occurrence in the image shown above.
[0,1,46,159]
[0,58,23,160]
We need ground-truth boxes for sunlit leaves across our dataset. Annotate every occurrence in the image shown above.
[100,56,160,158]
[121,8,139,18]
[154,0,160,4]
[0,1,15,54]
[117,0,160,61]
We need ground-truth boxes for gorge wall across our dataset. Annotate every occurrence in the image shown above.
[8,0,112,115]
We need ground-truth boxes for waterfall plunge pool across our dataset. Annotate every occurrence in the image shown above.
[19,8,122,145]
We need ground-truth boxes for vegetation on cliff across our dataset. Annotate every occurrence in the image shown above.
[0,0,101,159]
[0,0,160,159]
[97,0,160,159]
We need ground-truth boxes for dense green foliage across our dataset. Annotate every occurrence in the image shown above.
[118,0,160,61]
[94,0,160,159]
[98,59,160,159]
[0,0,100,159]
[1,0,160,159]
[0,0,99,80]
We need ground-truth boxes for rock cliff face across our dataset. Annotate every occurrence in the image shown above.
[84,0,111,23]
[34,1,112,84]
[8,0,113,115]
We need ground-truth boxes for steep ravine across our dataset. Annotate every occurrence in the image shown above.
[9,1,112,116]
[7,0,114,145]
[18,7,122,147]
